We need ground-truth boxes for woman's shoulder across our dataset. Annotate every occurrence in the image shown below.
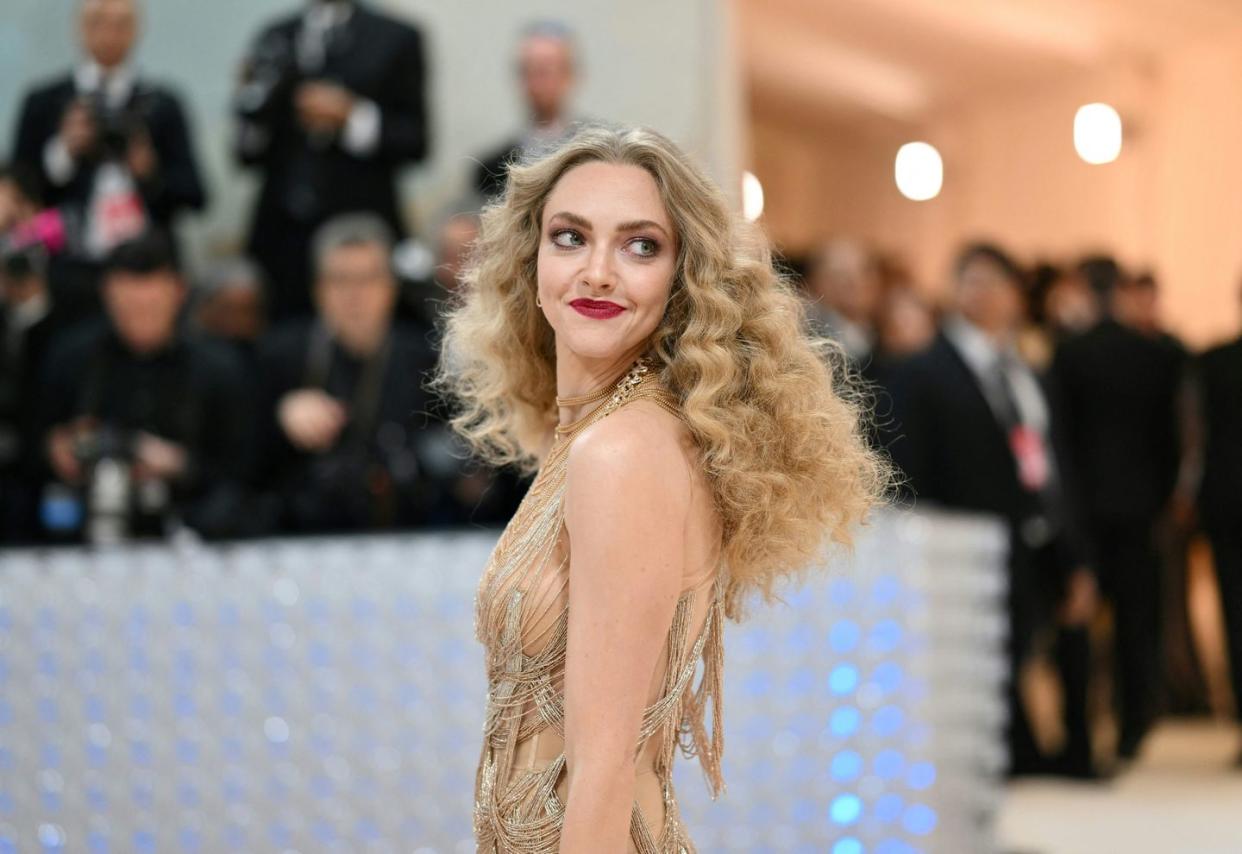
[569,397,692,471]
[564,400,693,508]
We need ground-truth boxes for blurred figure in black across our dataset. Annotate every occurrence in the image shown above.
[1197,277,1242,765]
[874,279,937,363]
[0,243,56,542]
[1121,270,1207,718]
[255,213,436,533]
[37,230,251,543]
[11,0,207,329]
[1020,262,1098,371]
[805,238,897,450]
[412,210,526,527]
[234,0,429,322]
[191,257,267,372]
[889,242,1097,778]
[474,20,580,201]
[1051,255,1186,762]
[395,207,480,330]
[805,238,880,367]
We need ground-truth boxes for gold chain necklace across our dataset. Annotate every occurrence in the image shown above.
[553,356,651,439]
[555,383,614,408]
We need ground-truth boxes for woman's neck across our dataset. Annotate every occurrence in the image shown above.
[554,340,646,428]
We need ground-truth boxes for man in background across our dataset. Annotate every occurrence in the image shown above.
[254,213,436,533]
[11,0,207,251]
[474,20,580,201]
[1195,278,1242,766]
[10,0,208,330]
[1051,256,1186,762]
[0,243,56,542]
[889,242,1097,778]
[234,0,430,322]
[37,230,250,543]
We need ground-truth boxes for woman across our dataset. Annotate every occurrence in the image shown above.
[433,125,887,853]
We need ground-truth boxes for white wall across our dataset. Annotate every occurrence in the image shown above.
[1,0,740,263]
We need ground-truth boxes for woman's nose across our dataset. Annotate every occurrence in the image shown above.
[582,244,616,291]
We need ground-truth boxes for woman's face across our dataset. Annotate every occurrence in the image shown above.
[536,161,678,362]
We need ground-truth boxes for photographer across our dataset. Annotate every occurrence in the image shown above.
[0,242,56,542]
[233,0,429,322]
[37,230,251,543]
[10,0,208,327]
[255,213,436,533]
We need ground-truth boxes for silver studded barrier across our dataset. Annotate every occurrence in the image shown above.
[0,507,1006,854]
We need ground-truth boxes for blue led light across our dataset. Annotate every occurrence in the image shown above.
[874,749,905,779]
[875,840,913,854]
[907,761,936,790]
[875,792,904,822]
[830,749,863,781]
[132,829,156,854]
[828,620,861,653]
[872,574,902,606]
[788,667,816,696]
[868,618,903,653]
[745,671,773,697]
[832,839,864,854]
[871,705,904,737]
[828,664,859,695]
[829,706,861,737]
[829,793,862,826]
[828,578,856,606]
[903,803,938,836]
[872,661,904,693]
[792,798,817,823]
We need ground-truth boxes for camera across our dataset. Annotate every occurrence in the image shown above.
[234,27,301,124]
[70,424,172,542]
[83,89,156,161]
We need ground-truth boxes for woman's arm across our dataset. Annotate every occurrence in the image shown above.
[559,406,691,853]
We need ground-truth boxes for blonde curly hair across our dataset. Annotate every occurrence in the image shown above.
[432,124,889,619]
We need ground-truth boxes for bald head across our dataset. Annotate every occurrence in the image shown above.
[80,0,139,69]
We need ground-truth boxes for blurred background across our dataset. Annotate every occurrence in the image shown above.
[2,1,1241,852]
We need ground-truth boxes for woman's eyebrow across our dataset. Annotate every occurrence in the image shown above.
[616,219,670,239]
[547,211,671,240]
[547,211,592,230]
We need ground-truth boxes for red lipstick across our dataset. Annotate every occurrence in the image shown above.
[569,298,625,319]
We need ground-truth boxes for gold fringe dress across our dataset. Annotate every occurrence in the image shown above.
[473,356,726,853]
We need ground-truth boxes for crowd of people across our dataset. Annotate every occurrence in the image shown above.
[0,0,585,542]
[2,0,1240,782]
[806,235,1242,777]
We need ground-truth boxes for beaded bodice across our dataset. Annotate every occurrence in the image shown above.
[472,356,725,853]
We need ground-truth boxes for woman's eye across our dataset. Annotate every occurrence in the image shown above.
[551,229,583,248]
[629,237,659,257]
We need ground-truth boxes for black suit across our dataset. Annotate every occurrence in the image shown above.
[236,3,429,321]
[37,321,252,541]
[12,73,208,330]
[12,74,207,228]
[1198,336,1242,721]
[472,123,581,202]
[254,319,437,533]
[474,136,522,201]
[1051,319,1186,755]
[0,304,57,542]
[888,330,1089,774]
